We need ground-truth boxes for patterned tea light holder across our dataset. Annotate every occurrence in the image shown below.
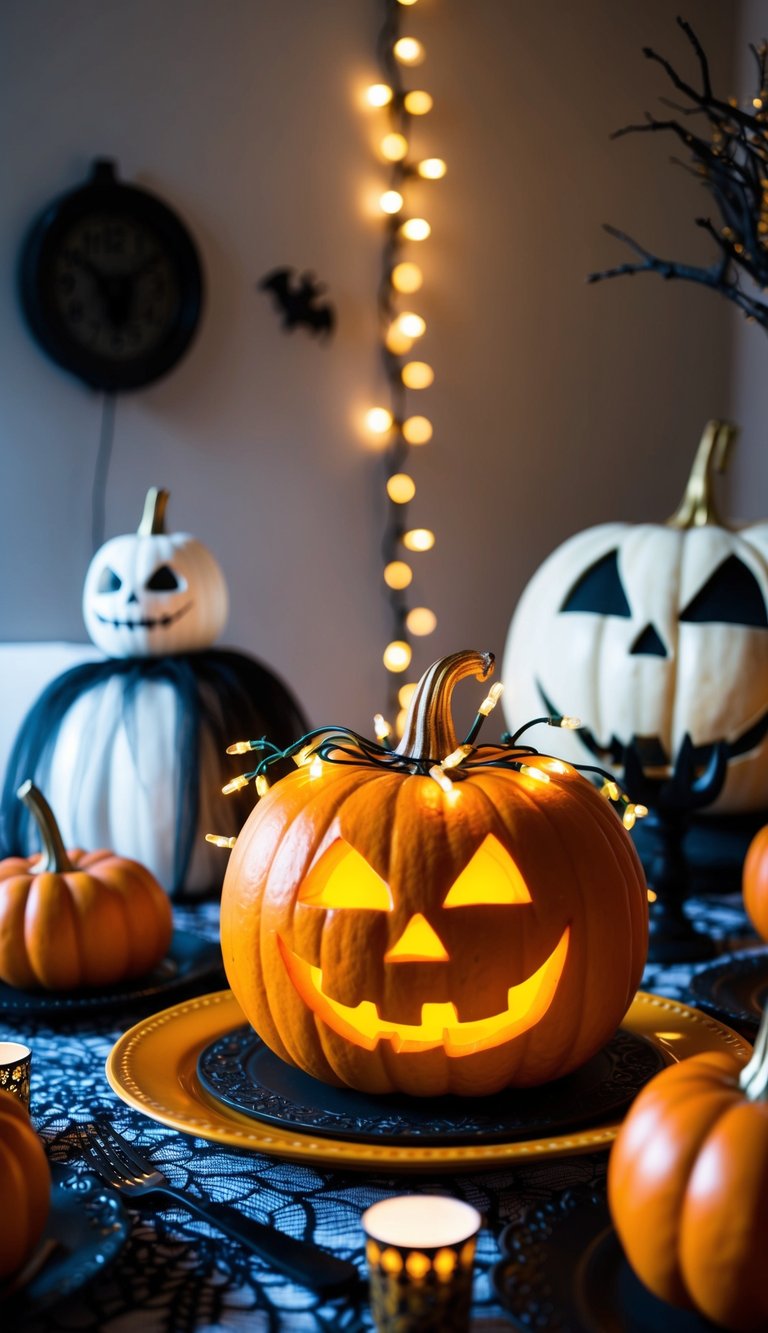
[362,1195,482,1333]
[0,1041,32,1108]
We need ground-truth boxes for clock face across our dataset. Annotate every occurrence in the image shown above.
[19,162,204,391]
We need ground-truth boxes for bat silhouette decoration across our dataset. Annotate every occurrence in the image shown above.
[259,267,336,339]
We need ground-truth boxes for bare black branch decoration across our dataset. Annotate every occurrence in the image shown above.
[588,18,768,333]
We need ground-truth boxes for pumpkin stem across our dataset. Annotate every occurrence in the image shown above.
[394,651,495,763]
[666,420,737,530]
[739,1004,768,1101]
[16,781,74,874]
[138,487,170,536]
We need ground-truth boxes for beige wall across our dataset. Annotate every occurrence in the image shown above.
[0,1,738,737]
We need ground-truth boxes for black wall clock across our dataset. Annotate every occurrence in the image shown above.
[19,159,204,391]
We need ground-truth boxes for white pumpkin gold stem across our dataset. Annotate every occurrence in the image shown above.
[738,1005,768,1101]
[667,419,737,530]
[395,650,495,763]
[138,487,170,536]
[16,781,74,874]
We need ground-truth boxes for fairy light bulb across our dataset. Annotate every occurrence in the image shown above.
[393,36,425,65]
[429,764,454,793]
[478,683,504,716]
[380,189,404,215]
[366,83,393,107]
[398,682,417,708]
[383,640,412,672]
[520,764,550,784]
[391,262,423,293]
[397,312,426,338]
[374,713,392,741]
[384,560,413,589]
[222,775,250,795]
[402,415,433,445]
[404,90,433,115]
[400,218,431,241]
[402,528,435,552]
[401,360,434,388]
[385,325,414,355]
[366,406,394,434]
[406,606,437,635]
[601,780,620,802]
[309,756,324,779]
[387,473,416,503]
[417,158,447,180]
[559,715,582,730]
[205,834,238,849]
[255,775,270,797]
[397,0,419,6]
[381,133,409,162]
[443,744,471,769]
[226,740,252,755]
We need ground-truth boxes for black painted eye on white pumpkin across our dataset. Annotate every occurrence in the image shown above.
[145,564,182,592]
[680,555,768,629]
[97,567,122,594]
[559,550,631,617]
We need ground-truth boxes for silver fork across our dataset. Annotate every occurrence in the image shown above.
[79,1119,361,1298]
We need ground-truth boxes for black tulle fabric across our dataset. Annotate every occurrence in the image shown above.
[0,650,309,896]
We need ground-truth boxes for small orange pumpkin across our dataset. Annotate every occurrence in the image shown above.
[0,782,173,990]
[743,824,768,941]
[608,1011,768,1331]
[0,1088,51,1280]
[221,650,648,1097]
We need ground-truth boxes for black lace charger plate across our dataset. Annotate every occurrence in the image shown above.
[0,930,224,1016]
[492,1187,725,1332]
[688,946,768,1035]
[1,1163,129,1319]
[195,1024,666,1147]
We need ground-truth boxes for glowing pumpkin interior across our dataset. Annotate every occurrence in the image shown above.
[277,834,570,1057]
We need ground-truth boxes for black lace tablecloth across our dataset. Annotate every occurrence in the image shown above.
[3,895,757,1333]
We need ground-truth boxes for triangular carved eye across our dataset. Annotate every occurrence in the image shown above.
[146,564,180,592]
[97,566,122,593]
[680,555,768,629]
[560,550,631,617]
[299,839,393,911]
[443,835,532,906]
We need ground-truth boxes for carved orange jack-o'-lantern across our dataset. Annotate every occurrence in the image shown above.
[221,651,648,1097]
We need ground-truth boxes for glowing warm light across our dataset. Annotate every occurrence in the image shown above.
[398,682,417,708]
[402,414,432,445]
[363,1196,481,1252]
[293,745,314,768]
[404,89,433,115]
[429,764,454,794]
[395,707,407,736]
[635,804,649,818]
[442,744,471,769]
[226,740,252,755]
[366,83,393,107]
[478,683,504,716]
[380,189,404,215]
[385,325,414,355]
[309,756,324,779]
[385,913,449,962]
[381,1248,402,1274]
[380,133,409,162]
[402,528,435,551]
[279,927,570,1054]
[406,1252,431,1279]
[434,1249,457,1278]
[374,713,392,742]
[519,764,551,784]
[222,775,249,795]
[543,759,569,775]
[255,775,269,797]
[417,157,447,179]
[444,835,533,905]
[205,833,237,849]
[300,840,393,911]
[393,36,425,65]
[406,606,437,635]
[601,780,620,801]
[397,0,420,6]
[397,312,426,338]
[366,406,394,434]
[402,360,433,388]
[400,217,431,241]
[648,888,658,903]
[559,715,582,730]
[383,640,412,672]
[387,473,416,504]
[384,560,413,589]
[623,805,638,830]
[391,262,423,293]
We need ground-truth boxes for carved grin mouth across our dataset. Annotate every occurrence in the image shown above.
[538,685,768,771]
[277,927,570,1056]
[96,602,193,631]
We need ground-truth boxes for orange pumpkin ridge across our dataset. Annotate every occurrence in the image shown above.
[0,1089,51,1280]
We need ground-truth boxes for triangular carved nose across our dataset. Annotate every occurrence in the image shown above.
[630,624,667,657]
[385,913,449,963]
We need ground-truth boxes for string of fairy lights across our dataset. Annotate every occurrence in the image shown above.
[363,0,446,736]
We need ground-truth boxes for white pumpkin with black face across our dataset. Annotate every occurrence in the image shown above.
[83,488,228,657]
[502,422,768,814]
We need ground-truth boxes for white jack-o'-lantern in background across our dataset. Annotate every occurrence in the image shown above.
[503,422,768,815]
[83,487,228,657]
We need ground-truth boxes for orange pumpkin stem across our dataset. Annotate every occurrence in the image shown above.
[667,419,737,530]
[739,1005,768,1101]
[17,781,74,874]
[395,650,495,763]
[138,487,170,536]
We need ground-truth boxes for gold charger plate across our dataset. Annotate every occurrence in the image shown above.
[105,989,751,1173]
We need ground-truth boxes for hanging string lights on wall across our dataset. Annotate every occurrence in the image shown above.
[363,0,446,734]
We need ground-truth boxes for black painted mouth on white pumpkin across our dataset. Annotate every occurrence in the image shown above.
[538,684,768,772]
[95,601,194,631]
